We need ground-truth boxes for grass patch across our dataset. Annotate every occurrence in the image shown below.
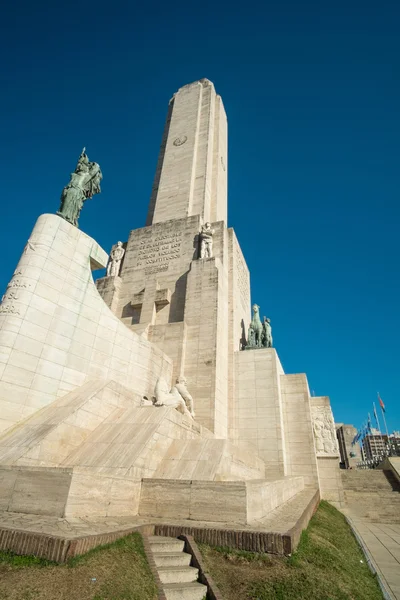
[199,501,384,600]
[0,532,157,600]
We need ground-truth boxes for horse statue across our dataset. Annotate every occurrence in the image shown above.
[248,304,263,348]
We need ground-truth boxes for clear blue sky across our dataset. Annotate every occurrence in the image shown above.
[1,0,399,433]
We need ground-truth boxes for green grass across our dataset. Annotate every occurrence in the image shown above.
[199,501,384,600]
[0,532,157,600]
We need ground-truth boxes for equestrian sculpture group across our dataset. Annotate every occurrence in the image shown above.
[246,304,273,349]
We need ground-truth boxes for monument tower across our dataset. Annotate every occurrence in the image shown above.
[97,78,249,439]
[0,79,343,528]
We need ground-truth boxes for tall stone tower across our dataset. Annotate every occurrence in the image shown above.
[97,79,251,437]
[0,78,343,523]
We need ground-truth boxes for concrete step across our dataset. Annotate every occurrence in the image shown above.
[163,581,207,600]
[158,565,199,584]
[154,551,192,567]
[149,536,185,553]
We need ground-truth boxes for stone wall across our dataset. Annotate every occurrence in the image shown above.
[234,348,287,477]
[0,214,172,434]
[281,374,319,487]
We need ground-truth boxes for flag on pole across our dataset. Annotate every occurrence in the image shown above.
[373,404,379,424]
[378,393,386,413]
[367,415,372,433]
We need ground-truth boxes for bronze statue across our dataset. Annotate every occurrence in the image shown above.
[57,148,102,227]
[262,316,273,348]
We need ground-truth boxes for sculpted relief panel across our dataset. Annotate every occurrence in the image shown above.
[312,406,339,456]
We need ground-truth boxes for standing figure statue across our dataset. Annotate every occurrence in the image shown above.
[247,324,256,348]
[174,376,195,418]
[262,316,273,348]
[107,242,125,277]
[199,222,215,259]
[57,148,102,228]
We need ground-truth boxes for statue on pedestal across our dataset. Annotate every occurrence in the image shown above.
[262,316,273,348]
[199,222,215,259]
[57,148,102,227]
[246,304,263,348]
[107,242,125,277]
[245,305,273,350]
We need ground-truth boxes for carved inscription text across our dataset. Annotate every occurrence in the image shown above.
[235,246,250,310]
[136,232,182,270]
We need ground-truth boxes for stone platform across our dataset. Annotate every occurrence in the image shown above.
[0,486,319,560]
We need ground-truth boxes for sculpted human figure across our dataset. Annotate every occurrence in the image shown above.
[313,410,338,454]
[174,376,195,418]
[262,316,273,348]
[247,323,256,348]
[247,304,263,348]
[107,242,125,277]
[153,377,192,418]
[57,148,102,227]
[313,416,325,453]
[199,222,215,259]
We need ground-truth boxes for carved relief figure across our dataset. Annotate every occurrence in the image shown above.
[312,407,339,455]
[199,222,215,259]
[174,377,195,418]
[313,416,325,454]
[57,148,102,227]
[262,316,273,348]
[107,241,125,277]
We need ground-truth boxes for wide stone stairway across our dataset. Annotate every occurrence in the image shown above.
[149,536,207,600]
[341,469,400,523]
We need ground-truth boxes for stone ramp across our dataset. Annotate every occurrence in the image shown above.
[153,438,265,481]
[0,379,141,466]
[341,469,400,523]
[0,380,263,483]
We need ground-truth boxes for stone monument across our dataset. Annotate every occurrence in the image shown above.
[0,79,343,529]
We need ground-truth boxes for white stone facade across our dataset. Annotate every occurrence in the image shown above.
[0,78,343,519]
[0,214,172,434]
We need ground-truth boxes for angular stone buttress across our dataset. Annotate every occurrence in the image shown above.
[0,79,343,524]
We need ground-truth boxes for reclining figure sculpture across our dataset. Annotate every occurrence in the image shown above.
[141,376,195,419]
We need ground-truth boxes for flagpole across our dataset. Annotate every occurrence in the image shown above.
[373,402,385,459]
[381,408,390,444]
[378,392,390,455]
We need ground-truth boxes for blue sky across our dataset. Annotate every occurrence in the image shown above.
[1,0,399,433]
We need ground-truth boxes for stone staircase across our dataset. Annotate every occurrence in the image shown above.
[341,469,400,523]
[149,536,207,600]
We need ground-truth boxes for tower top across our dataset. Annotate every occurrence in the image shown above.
[170,78,216,103]
[147,79,227,226]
